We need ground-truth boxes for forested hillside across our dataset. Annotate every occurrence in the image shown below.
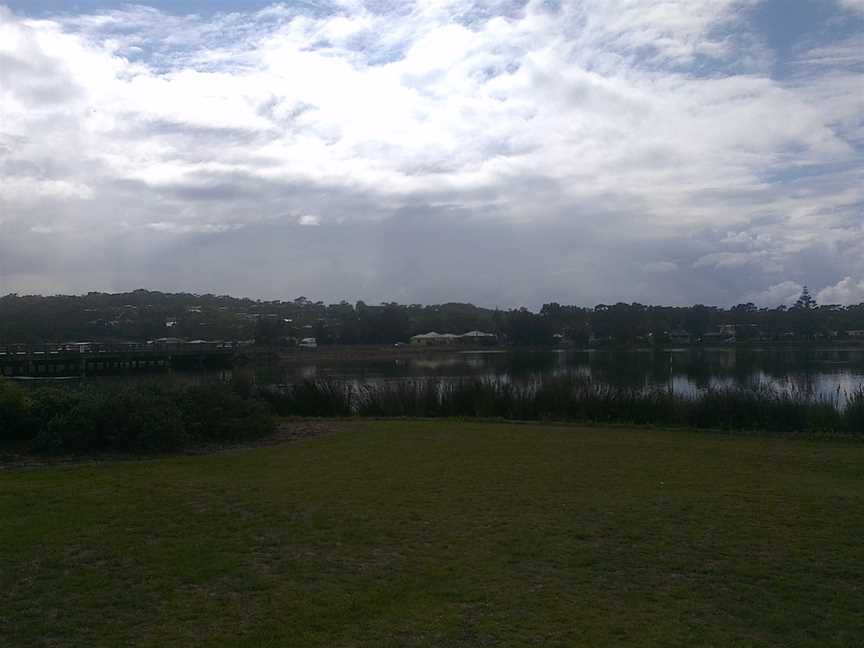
[1,288,863,346]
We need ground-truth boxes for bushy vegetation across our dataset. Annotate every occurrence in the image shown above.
[0,378,33,441]
[3,374,861,457]
[262,376,864,435]
[0,378,275,454]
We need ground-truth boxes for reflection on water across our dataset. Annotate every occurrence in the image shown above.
[260,348,864,399]
[44,348,864,401]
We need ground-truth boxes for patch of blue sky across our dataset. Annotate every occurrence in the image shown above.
[360,40,410,67]
[450,0,528,26]
[616,42,757,79]
[3,0,336,18]
[748,0,864,78]
[759,159,863,185]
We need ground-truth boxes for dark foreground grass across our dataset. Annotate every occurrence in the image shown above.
[2,421,863,647]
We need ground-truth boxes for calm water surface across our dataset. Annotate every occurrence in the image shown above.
[258,348,864,399]
[62,348,864,400]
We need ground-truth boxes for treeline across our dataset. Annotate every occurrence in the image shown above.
[1,288,863,346]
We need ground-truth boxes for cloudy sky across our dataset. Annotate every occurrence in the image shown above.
[1,1,862,308]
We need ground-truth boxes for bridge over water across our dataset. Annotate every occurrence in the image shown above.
[0,341,244,378]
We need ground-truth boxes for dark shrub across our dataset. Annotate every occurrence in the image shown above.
[0,379,33,442]
[114,388,189,451]
[26,387,78,430]
[179,383,275,443]
[34,386,189,454]
[33,388,107,453]
[230,371,256,399]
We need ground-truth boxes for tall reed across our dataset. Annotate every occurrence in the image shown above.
[260,375,863,435]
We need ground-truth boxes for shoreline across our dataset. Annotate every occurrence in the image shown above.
[261,341,864,365]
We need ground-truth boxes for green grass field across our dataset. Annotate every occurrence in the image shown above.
[2,421,863,647]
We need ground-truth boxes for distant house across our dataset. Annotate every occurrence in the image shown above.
[149,337,186,350]
[410,331,497,346]
[410,332,458,346]
[298,337,318,348]
[63,342,95,353]
[457,331,497,346]
[846,330,864,338]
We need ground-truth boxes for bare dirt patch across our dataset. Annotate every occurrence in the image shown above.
[197,419,348,452]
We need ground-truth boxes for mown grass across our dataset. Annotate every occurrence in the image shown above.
[2,420,863,647]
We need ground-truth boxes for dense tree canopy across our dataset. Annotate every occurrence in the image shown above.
[1,289,862,347]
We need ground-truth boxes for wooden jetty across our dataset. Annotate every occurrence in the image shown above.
[0,341,243,378]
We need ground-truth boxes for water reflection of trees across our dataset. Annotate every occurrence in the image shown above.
[575,350,672,389]
[669,348,864,395]
[266,348,864,395]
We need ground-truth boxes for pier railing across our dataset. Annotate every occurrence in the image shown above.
[0,340,246,356]
[0,341,246,377]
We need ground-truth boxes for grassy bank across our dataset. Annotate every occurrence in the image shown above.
[2,420,863,646]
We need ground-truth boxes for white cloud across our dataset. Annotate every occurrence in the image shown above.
[0,1,861,304]
[297,214,321,226]
[2,1,856,221]
[743,281,804,307]
[817,276,864,305]
[643,261,678,273]
[144,221,244,234]
[693,251,783,273]
[837,0,864,14]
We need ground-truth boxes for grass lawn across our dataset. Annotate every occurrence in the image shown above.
[2,421,863,647]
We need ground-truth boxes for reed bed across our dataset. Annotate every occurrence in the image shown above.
[261,375,864,435]
[3,375,861,456]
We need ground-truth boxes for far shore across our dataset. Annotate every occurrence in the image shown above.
[254,340,864,365]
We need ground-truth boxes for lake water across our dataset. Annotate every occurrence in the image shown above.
[254,347,864,400]
[38,347,864,401]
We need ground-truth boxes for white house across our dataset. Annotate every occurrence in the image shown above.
[410,331,497,346]
[410,332,458,346]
